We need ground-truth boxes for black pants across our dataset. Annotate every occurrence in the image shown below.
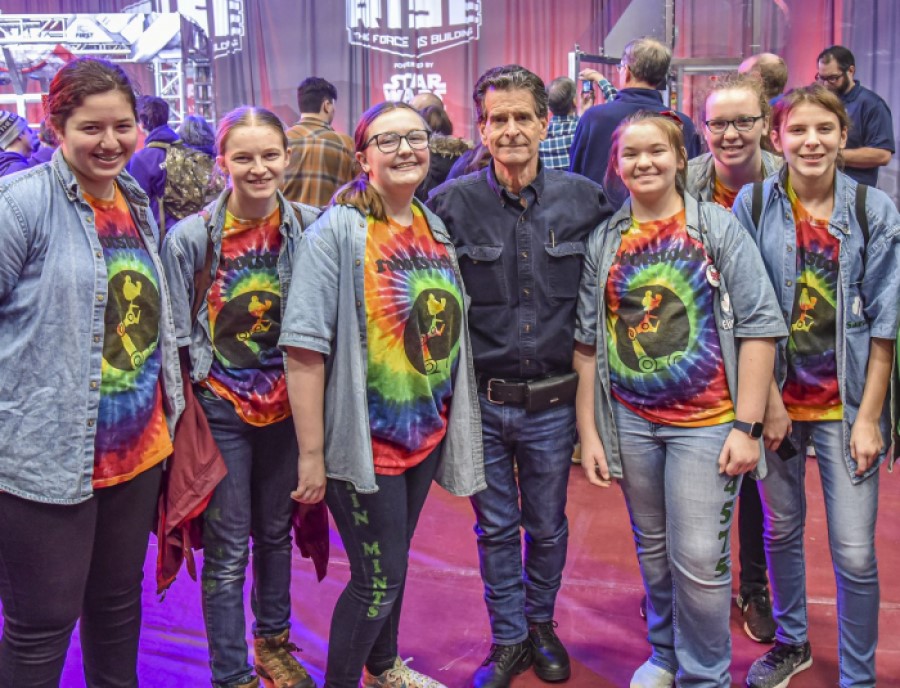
[324,448,439,688]
[738,473,769,596]
[0,464,162,687]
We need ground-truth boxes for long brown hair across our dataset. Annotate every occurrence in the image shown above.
[332,101,426,221]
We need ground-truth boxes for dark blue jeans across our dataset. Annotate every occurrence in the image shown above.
[324,447,439,688]
[471,395,576,644]
[0,463,162,688]
[198,391,298,687]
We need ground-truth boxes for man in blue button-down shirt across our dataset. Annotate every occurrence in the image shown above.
[428,64,611,688]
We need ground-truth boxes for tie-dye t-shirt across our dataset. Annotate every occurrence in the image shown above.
[782,183,842,421]
[203,207,289,426]
[713,177,739,210]
[605,210,734,427]
[87,186,172,488]
[364,206,463,475]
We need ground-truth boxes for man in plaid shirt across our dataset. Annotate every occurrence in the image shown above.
[282,77,357,208]
[538,77,580,171]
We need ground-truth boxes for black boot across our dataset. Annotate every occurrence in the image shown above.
[470,641,533,688]
[529,621,571,682]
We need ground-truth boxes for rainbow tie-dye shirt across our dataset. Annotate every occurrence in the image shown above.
[364,206,463,475]
[782,184,842,421]
[204,208,290,426]
[713,177,739,210]
[605,210,734,427]
[88,186,172,488]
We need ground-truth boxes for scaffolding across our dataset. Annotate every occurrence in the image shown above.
[0,13,214,125]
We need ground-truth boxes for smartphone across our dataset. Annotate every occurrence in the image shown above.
[581,80,593,94]
[775,435,799,461]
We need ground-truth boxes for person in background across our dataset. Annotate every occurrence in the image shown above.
[538,77,580,171]
[178,114,217,156]
[570,37,702,207]
[739,53,789,106]
[574,110,784,688]
[0,56,183,687]
[0,110,35,176]
[815,45,894,186]
[162,106,319,688]
[127,96,181,230]
[577,67,619,110]
[428,65,612,688]
[282,77,356,208]
[281,101,484,688]
[734,84,900,688]
[415,103,471,200]
[686,71,784,647]
[27,118,58,166]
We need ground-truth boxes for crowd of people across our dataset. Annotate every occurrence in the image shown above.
[0,31,897,688]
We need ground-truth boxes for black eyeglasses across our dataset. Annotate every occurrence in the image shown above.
[815,71,846,85]
[704,115,765,134]
[364,129,430,153]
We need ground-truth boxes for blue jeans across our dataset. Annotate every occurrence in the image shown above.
[758,420,878,687]
[613,402,738,688]
[471,395,576,644]
[198,391,298,687]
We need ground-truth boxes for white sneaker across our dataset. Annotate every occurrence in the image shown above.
[631,659,676,688]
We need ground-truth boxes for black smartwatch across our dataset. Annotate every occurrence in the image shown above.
[733,420,764,439]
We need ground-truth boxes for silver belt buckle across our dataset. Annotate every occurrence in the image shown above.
[486,378,506,405]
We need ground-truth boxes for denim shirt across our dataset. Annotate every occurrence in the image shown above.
[278,202,486,496]
[0,148,184,504]
[733,169,900,482]
[686,150,783,203]
[160,188,321,381]
[575,192,787,479]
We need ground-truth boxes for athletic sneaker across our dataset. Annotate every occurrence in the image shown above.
[361,657,447,688]
[630,659,675,688]
[745,641,812,688]
[736,590,776,643]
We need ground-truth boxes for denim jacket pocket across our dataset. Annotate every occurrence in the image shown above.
[545,241,586,299]
[456,244,507,306]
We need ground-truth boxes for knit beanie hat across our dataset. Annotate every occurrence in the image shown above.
[0,111,29,151]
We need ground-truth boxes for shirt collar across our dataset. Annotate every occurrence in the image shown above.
[486,159,545,207]
[298,114,333,129]
[841,80,862,103]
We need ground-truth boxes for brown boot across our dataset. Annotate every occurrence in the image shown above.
[253,631,315,688]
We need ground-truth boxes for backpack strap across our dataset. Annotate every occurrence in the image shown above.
[190,209,215,324]
[855,183,869,245]
[751,181,764,229]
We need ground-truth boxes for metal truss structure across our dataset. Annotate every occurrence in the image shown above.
[0,13,214,125]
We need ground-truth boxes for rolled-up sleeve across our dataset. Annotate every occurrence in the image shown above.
[279,214,341,355]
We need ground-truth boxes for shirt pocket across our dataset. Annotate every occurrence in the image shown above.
[456,244,507,306]
[545,240,586,299]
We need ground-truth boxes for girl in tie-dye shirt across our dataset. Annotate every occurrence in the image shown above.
[733,86,900,688]
[162,106,320,688]
[282,102,481,688]
[573,111,784,687]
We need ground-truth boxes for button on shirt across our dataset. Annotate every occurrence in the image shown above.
[427,164,612,378]
[840,80,895,186]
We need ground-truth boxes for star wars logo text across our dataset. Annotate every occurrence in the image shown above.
[347,0,482,58]
[383,72,447,101]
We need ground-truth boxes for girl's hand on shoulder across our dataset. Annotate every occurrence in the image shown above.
[292,451,326,504]
[580,436,612,488]
[850,416,884,476]
[717,430,761,476]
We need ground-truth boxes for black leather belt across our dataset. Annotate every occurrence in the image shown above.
[477,376,530,405]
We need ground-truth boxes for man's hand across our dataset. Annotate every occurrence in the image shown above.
[717,429,761,476]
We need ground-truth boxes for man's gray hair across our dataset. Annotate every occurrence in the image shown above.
[547,77,577,117]
[622,37,672,88]
[473,64,548,123]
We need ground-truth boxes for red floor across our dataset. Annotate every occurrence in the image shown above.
[53,457,900,687]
